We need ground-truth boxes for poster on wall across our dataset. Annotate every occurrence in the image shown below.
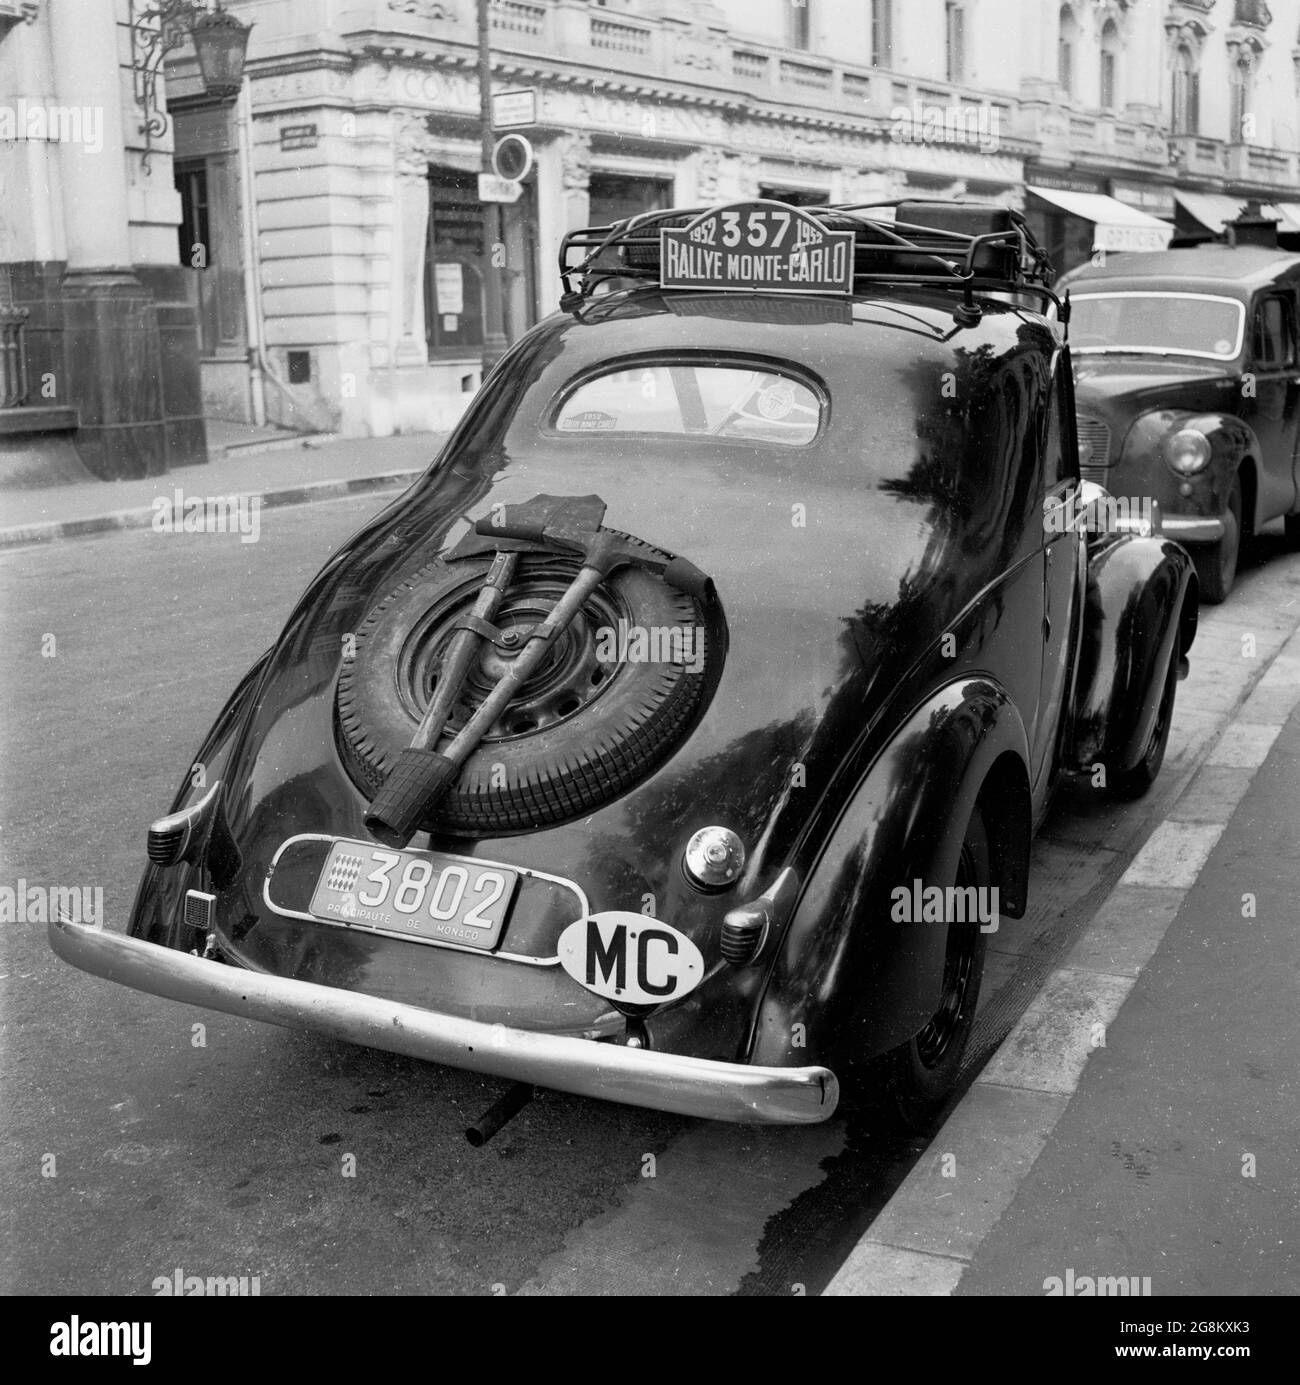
[434,263,464,317]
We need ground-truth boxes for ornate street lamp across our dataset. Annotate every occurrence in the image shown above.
[191,5,253,98]
[129,0,253,168]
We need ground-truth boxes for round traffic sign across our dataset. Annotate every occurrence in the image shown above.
[492,134,533,183]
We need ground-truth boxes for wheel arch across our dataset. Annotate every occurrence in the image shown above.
[1066,534,1197,777]
[746,677,1031,1069]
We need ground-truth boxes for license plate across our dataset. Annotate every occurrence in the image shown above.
[308,842,518,952]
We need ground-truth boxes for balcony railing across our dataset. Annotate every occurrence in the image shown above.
[1230,142,1297,185]
[590,16,651,56]
[351,1,1296,181]
[1018,103,1169,167]
[492,1,547,39]
[779,58,834,93]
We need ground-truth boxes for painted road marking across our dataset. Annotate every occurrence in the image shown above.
[1120,820,1225,888]
[1205,721,1283,768]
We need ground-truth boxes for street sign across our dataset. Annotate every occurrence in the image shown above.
[492,88,537,130]
[478,173,523,204]
[660,200,856,295]
[492,134,533,182]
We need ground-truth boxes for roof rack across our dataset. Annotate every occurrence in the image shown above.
[558,199,1065,326]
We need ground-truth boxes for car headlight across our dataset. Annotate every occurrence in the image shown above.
[1165,428,1211,476]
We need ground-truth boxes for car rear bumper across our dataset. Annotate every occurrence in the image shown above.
[49,915,838,1125]
[1159,514,1225,544]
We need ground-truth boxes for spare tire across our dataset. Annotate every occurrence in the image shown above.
[336,536,717,835]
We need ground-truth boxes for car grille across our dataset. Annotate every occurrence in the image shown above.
[1076,416,1111,480]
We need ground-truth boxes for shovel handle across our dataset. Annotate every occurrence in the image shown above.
[409,550,518,752]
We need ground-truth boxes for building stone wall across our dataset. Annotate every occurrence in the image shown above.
[161,0,1300,438]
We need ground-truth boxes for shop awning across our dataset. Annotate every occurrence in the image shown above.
[1175,191,1300,237]
[1269,203,1300,233]
[1027,187,1174,252]
[1175,191,1248,234]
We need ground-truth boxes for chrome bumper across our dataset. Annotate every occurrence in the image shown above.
[49,916,838,1125]
[1160,514,1225,543]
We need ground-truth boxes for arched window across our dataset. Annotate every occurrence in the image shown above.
[1058,5,1079,95]
[1100,19,1120,109]
[1171,43,1199,134]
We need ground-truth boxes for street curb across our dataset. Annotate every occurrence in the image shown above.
[824,606,1300,1296]
[0,469,424,550]
[218,432,341,459]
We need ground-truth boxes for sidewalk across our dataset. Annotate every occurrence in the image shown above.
[0,431,449,548]
[826,617,1300,1296]
[953,694,1300,1296]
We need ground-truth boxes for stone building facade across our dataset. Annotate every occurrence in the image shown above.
[8,1,1299,468]
[0,0,206,482]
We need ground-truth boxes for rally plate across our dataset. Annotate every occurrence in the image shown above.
[308,841,518,952]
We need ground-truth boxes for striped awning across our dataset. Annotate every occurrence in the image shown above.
[1026,187,1174,252]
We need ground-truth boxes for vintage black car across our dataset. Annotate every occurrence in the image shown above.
[52,201,1197,1134]
[1061,240,1300,602]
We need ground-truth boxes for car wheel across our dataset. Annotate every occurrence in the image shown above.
[1192,476,1241,605]
[1109,626,1181,802]
[879,805,990,1131]
[337,541,716,835]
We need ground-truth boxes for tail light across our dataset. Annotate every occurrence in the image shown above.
[146,781,220,867]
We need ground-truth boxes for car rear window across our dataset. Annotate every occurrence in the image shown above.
[551,362,823,446]
[1070,292,1245,360]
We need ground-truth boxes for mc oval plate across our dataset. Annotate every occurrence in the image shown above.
[557,912,704,1005]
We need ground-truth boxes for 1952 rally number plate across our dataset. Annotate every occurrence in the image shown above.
[309,842,518,951]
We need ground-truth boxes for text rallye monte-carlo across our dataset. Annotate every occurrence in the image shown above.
[51,201,1198,1133]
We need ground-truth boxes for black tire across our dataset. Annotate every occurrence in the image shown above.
[1108,626,1181,802]
[1285,512,1300,551]
[879,806,991,1131]
[1192,475,1241,605]
[337,541,715,835]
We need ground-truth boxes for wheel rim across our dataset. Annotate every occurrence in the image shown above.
[396,559,628,742]
[913,845,980,1069]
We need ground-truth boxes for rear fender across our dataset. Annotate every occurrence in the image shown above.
[747,678,1030,1069]
[1066,536,1197,776]
[129,650,271,948]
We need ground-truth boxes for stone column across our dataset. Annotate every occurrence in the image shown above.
[561,132,592,233]
[736,154,761,199]
[393,114,432,369]
[49,0,165,479]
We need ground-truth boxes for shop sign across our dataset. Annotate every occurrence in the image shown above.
[1025,166,1108,195]
[280,124,318,152]
[1110,180,1176,221]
